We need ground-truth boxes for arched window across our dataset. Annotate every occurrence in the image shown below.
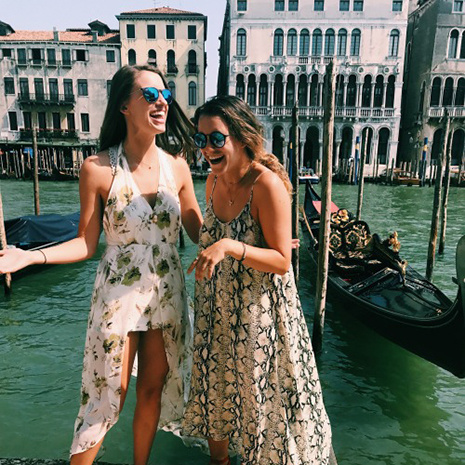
[335,75,345,107]
[455,77,465,106]
[286,74,296,106]
[461,31,465,59]
[362,75,372,107]
[236,74,245,100]
[300,29,310,56]
[451,130,465,165]
[312,29,322,56]
[188,82,197,106]
[324,29,335,56]
[347,75,357,106]
[374,75,384,108]
[419,81,426,112]
[167,50,176,73]
[259,74,268,107]
[287,29,298,56]
[274,29,284,56]
[337,29,347,56]
[274,74,284,106]
[431,128,443,160]
[443,77,454,106]
[298,74,308,106]
[247,74,257,106]
[148,49,157,66]
[449,30,459,59]
[310,74,319,106]
[389,30,400,57]
[188,50,197,74]
[350,29,361,56]
[385,75,396,108]
[128,49,136,65]
[237,28,247,56]
[430,77,441,106]
[272,126,285,163]
[168,81,176,99]
[377,128,390,165]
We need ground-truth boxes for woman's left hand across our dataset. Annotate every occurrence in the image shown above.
[188,239,229,280]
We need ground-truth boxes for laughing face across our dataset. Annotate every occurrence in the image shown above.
[122,70,169,136]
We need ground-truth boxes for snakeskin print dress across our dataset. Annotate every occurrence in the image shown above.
[183,177,332,465]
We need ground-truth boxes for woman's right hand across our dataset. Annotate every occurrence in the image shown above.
[0,247,36,274]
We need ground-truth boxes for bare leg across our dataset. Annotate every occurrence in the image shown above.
[208,438,230,463]
[133,328,169,465]
[70,331,139,465]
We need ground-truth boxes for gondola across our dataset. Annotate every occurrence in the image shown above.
[2,211,79,280]
[301,182,465,378]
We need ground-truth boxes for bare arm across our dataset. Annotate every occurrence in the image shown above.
[0,155,109,274]
[171,155,203,244]
[189,170,292,279]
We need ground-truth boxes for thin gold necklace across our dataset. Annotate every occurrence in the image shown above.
[226,162,254,206]
[123,147,157,170]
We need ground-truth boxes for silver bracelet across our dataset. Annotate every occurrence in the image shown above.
[239,242,247,263]
[38,249,47,264]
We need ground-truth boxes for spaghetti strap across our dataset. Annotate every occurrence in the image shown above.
[209,176,219,205]
[247,170,267,203]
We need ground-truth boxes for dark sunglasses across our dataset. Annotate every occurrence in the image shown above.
[193,131,229,149]
[140,87,173,105]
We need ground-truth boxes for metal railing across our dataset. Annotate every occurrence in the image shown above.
[17,93,76,106]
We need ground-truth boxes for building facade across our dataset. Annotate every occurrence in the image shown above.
[218,0,409,176]
[117,7,207,119]
[0,20,120,170]
[399,0,465,165]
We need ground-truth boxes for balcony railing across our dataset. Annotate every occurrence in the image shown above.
[428,107,465,118]
[19,128,79,141]
[17,93,76,106]
[166,65,178,75]
[186,64,200,75]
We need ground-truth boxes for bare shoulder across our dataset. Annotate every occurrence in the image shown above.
[79,150,112,187]
[253,165,288,199]
[169,152,190,173]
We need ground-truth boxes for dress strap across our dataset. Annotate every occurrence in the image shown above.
[158,148,178,195]
[247,170,267,203]
[209,176,219,205]
[109,144,121,176]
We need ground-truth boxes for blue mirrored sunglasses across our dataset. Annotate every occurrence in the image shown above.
[193,131,229,149]
[140,87,173,105]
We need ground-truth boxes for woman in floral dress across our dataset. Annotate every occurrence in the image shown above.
[0,65,202,465]
[183,96,332,465]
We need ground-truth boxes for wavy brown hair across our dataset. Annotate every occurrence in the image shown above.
[193,95,292,194]
[99,65,195,157]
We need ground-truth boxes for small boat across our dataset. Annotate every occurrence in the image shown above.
[299,168,319,184]
[301,182,465,378]
[2,212,80,280]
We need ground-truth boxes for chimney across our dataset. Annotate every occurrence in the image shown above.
[91,30,98,43]
[53,27,59,42]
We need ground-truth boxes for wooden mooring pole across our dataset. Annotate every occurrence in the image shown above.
[291,100,300,282]
[32,127,40,215]
[0,190,12,295]
[313,60,335,351]
[356,130,367,220]
[426,113,449,281]
[439,128,454,255]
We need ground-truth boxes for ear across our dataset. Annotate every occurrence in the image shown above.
[120,103,129,115]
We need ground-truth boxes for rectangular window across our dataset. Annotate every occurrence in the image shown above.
[166,25,175,39]
[314,0,324,11]
[147,24,156,39]
[23,112,32,130]
[2,48,12,58]
[34,78,44,100]
[107,80,112,98]
[453,0,463,12]
[47,48,56,65]
[64,79,73,99]
[127,24,135,39]
[19,78,29,98]
[75,50,86,62]
[392,0,403,11]
[77,79,88,96]
[49,78,59,101]
[340,0,349,10]
[275,0,285,10]
[238,0,247,11]
[17,48,27,64]
[106,50,115,62]
[188,25,197,40]
[4,77,15,95]
[67,113,75,131]
[52,112,61,130]
[31,48,43,65]
[62,49,71,66]
[81,113,90,132]
[38,112,47,130]
[8,112,18,131]
[289,0,298,10]
[353,0,364,11]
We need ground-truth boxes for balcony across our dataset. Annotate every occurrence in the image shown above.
[186,64,200,75]
[165,65,178,76]
[428,107,465,118]
[17,93,76,108]
[19,128,79,141]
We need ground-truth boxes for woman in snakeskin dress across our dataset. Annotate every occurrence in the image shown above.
[183,95,332,465]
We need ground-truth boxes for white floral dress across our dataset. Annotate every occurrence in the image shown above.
[70,143,192,455]
[183,177,332,465]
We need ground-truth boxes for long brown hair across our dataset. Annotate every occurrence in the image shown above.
[193,95,292,194]
[99,65,195,156]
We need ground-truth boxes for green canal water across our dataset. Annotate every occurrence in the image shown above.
[1,179,464,465]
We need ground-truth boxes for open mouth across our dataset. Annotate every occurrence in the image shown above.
[208,155,225,165]
[149,111,165,123]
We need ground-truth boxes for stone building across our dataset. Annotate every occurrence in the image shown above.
[399,0,465,166]
[0,19,120,169]
[218,0,409,175]
[117,7,207,118]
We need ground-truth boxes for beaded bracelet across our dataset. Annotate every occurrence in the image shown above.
[239,242,247,263]
[38,249,47,264]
